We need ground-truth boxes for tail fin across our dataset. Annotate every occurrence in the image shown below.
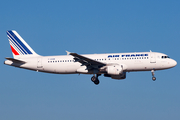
[7,30,39,58]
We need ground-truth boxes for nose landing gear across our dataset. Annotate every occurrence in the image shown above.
[151,70,156,81]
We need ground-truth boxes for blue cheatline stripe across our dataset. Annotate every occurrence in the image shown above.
[7,31,33,54]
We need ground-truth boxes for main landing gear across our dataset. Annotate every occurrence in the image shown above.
[91,74,101,85]
[151,70,156,81]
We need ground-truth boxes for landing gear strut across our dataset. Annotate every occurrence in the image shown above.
[151,70,156,81]
[91,74,100,85]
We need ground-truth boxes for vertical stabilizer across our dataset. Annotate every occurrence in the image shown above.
[7,30,39,58]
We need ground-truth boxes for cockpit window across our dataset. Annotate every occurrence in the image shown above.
[162,56,170,59]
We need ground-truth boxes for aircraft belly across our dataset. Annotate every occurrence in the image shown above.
[43,63,79,74]
[125,61,156,71]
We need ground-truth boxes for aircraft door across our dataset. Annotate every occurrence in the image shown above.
[37,58,43,68]
[150,53,156,63]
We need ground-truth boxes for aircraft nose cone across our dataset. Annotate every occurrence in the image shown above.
[172,59,177,67]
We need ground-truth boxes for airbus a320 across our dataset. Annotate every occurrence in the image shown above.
[4,30,177,85]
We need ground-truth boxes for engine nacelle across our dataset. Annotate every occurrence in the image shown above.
[107,65,123,75]
[104,72,126,80]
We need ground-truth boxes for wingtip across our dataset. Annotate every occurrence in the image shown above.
[66,51,71,55]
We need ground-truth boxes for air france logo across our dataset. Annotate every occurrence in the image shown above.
[108,54,148,58]
[108,55,119,58]
[122,54,148,57]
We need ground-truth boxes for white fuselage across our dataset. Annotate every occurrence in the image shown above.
[5,30,177,84]
[4,52,177,74]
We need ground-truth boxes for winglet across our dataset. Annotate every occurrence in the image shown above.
[66,51,71,55]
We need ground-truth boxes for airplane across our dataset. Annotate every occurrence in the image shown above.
[4,30,177,85]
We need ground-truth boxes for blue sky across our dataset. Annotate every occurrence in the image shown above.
[0,0,180,120]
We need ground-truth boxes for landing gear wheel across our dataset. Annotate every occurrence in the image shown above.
[91,76,100,85]
[94,79,100,85]
[151,70,156,81]
[152,77,156,81]
[91,76,96,82]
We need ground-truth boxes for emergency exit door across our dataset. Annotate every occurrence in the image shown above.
[150,53,156,63]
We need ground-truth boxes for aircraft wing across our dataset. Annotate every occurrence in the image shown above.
[68,52,106,69]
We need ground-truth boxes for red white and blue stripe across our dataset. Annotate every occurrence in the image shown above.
[7,31,33,55]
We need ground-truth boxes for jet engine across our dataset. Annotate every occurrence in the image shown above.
[104,65,126,80]
[106,65,123,75]
[104,72,126,80]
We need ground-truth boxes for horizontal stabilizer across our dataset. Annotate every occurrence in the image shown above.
[5,57,26,63]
